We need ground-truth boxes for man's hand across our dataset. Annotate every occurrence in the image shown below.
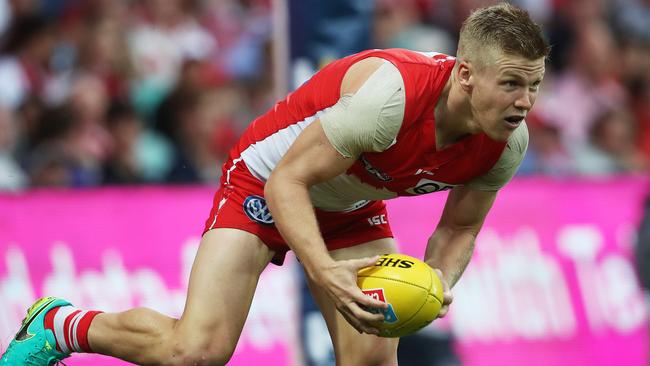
[310,255,389,335]
[434,268,453,318]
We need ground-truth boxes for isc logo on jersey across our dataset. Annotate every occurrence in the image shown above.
[367,214,387,226]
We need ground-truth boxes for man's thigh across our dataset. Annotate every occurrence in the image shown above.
[308,238,400,366]
[177,228,275,350]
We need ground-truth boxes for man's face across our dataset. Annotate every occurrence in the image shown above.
[468,52,545,142]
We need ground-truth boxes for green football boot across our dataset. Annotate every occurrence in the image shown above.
[0,297,71,365]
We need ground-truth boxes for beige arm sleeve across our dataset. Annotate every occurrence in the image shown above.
[465,122,529,191]
[320,61,405,158]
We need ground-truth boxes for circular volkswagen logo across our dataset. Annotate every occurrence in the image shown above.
[406,179,454,195]
[243,195,274,225]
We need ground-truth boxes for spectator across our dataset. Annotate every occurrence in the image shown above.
[65,73,112,176]
[535,20,627,147]
[201,0,271,81]
[610,0,650,43]
[0,14,57,109]
[573,108,649,176]
[159,83,243,184]
[24,105,85,187]
[373,0,455,53]
[128,0,217,119]
[618,40,650,162]
[102,100,145,184]
[76,16,133,100]
[0,107,27,190]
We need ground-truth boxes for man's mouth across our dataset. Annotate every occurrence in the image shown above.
[504,115,525,128]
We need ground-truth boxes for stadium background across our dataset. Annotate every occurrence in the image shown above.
[0,0,649,365]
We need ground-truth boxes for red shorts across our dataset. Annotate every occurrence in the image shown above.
[203,162,393,265]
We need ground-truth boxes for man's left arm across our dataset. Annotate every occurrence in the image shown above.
[425,186,496,286]
[426,122,528,316]
[424,186,497,316]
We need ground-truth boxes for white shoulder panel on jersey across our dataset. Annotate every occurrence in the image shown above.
[320,60,405,158]
[465,121,529,191]
[240,109,330,181]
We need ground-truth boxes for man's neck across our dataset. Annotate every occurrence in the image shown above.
[434,68,477,150]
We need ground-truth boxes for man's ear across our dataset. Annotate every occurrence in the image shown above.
[457,60,473,93]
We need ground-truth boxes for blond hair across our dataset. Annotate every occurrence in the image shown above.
[457,3,550,67]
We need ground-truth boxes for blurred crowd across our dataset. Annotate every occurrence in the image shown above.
[0,0,648,191]
[0,0,273,190]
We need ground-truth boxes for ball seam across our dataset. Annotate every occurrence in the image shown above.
[357,275,431,293]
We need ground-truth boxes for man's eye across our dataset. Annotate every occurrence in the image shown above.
[503,81,518,88]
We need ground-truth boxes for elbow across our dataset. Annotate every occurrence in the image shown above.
[264,173,279,205]
[265,169,312,209]
[264,170,298,206]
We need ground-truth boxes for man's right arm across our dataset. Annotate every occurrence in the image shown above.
[264,118,387,335]
[264,57,404,335]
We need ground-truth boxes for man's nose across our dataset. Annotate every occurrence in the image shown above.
[514,91,533,111]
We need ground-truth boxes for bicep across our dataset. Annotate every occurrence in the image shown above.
[438,186,498,234]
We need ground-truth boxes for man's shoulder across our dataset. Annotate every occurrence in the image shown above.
[463,122,529,191]
[505,121,529,155]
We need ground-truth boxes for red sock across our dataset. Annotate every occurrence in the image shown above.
[43,306,103,353]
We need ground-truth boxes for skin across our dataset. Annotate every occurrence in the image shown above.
[82,51,546,366]
[88,229,276,365]
[266,50,545,334]
[437,51,546,146]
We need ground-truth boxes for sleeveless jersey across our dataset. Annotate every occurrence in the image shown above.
[223,49,508,212]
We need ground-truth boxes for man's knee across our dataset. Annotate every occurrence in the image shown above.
[166,333,237,366]
[353,350,398,366]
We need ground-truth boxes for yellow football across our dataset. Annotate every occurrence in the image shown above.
[357,253,444,338]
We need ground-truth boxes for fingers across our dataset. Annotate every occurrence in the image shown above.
[438,303,450,318]
[434,269,453,303]
[434,268,453,318]
[356,287,388,309]
[343,302,384,335]
[349,300,386,323]
[321,256,390,334]
[434,269,444,281]
[350,255,380,271]
[349,302,384,327]
[340,307,381,335]
[336,300,384,335]
[349,256,387,310]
